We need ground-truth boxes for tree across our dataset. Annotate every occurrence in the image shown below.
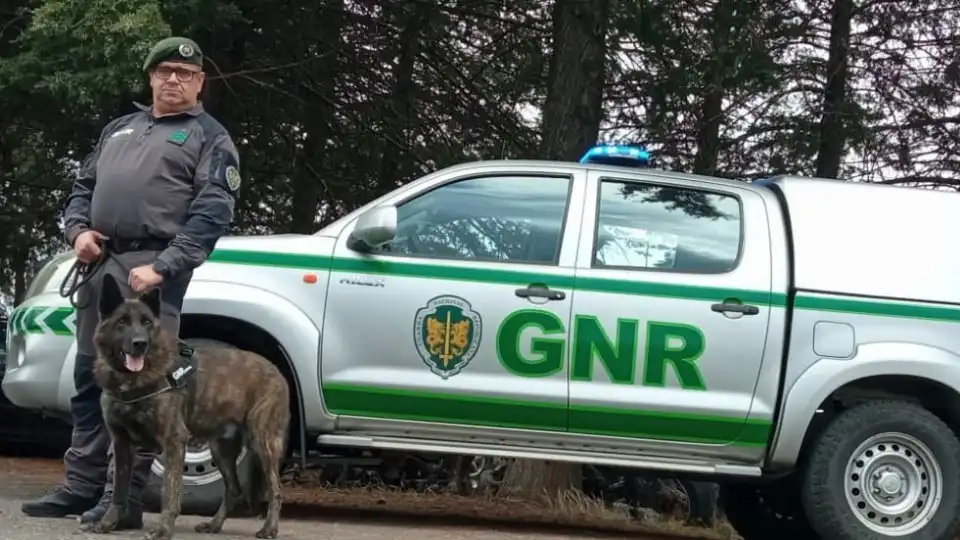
[0,0,171,302]
[814,0,855,178]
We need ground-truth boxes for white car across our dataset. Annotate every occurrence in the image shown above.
[6,145,960,540]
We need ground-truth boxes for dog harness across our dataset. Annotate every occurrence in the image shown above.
[113,342,198,404]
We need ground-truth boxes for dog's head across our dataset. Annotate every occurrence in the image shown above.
[96,273,163,374]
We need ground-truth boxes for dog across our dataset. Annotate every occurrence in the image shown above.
[87,273,290,539]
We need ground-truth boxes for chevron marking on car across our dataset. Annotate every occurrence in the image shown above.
[9,306,76,336]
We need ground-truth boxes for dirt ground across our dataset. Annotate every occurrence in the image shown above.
[0,455,738,540]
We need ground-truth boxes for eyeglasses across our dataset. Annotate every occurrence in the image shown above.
[152,66,201,82]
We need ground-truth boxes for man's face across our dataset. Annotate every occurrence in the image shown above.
[149,61,205,110]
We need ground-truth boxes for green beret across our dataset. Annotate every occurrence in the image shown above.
[142,37,203,72]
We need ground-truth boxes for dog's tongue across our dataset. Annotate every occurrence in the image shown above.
[125,355,145,373]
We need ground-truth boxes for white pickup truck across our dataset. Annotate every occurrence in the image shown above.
[5,145,960,539]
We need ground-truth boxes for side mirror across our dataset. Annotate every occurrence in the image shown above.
[347,205,398,252]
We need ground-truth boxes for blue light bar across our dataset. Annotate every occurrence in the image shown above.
[579,144,652,167]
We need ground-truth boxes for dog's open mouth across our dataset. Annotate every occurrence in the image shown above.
[125,354,145,373]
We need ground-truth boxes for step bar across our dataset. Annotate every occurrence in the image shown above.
[316,434,762,477]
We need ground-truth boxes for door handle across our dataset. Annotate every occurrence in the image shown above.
[515,284,566,301]
[711,302,759,316]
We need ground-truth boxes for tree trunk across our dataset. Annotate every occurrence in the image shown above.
[289,0,344,233]
[537,0,611,160]
[499,0,610,502]
[12,244,28,306]
[692,0,735,176]
[499,459,585,501]
[815,0,854,178]
[376,2,427,197]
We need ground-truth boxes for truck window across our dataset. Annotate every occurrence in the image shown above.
[375,175,572,265]
[593,179,742,274]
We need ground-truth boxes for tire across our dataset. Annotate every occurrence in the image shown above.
[141,338,259,517]
[720,476,818,539]
[800,399,960,540]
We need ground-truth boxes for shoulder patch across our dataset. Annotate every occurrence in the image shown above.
[225,165,241,191]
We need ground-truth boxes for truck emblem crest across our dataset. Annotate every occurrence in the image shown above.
[413,295,482,379]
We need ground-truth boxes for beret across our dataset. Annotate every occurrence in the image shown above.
[142,37,203,72]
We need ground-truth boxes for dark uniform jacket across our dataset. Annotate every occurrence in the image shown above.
[62,102,240,279]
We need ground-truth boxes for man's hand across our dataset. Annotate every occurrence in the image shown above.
[129,265,163,293]
[73,230,106,263]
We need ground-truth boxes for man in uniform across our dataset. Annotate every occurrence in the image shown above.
[21,36,242,530]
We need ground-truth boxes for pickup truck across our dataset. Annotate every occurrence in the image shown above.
[5,145,960,540]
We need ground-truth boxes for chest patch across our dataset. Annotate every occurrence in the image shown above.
[167,129,190,145]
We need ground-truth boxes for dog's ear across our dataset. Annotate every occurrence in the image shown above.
[139,287,162,318]
[99,274,124,317]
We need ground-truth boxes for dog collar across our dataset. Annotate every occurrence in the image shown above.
[114,343,198,404]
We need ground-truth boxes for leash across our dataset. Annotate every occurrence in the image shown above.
[58,245,110,310]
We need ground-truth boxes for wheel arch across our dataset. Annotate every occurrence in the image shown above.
[768,342,960,469]
[805,375,960,462]
[179,313,308,464]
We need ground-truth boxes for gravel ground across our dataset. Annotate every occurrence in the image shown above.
[0,454,725,540]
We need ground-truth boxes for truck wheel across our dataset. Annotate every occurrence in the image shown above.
[142,338,259,517]
[801,400,960,540]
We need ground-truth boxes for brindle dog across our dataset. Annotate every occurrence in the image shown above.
[87,273,290,539]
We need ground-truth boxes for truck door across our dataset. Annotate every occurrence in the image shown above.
[567,170,774,451]
[321,166,586,438]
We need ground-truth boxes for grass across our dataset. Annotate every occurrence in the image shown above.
[281,470,744,540]
[1,454,742,539]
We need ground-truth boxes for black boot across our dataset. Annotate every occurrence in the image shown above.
[22,485,100,518]
[79,490,143,530]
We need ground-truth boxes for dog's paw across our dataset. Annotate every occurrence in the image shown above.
[255,525,278,539]
[142,527,172,540]
[78,518,116,535]
[91,507,121,534]
[195,521,222,534]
